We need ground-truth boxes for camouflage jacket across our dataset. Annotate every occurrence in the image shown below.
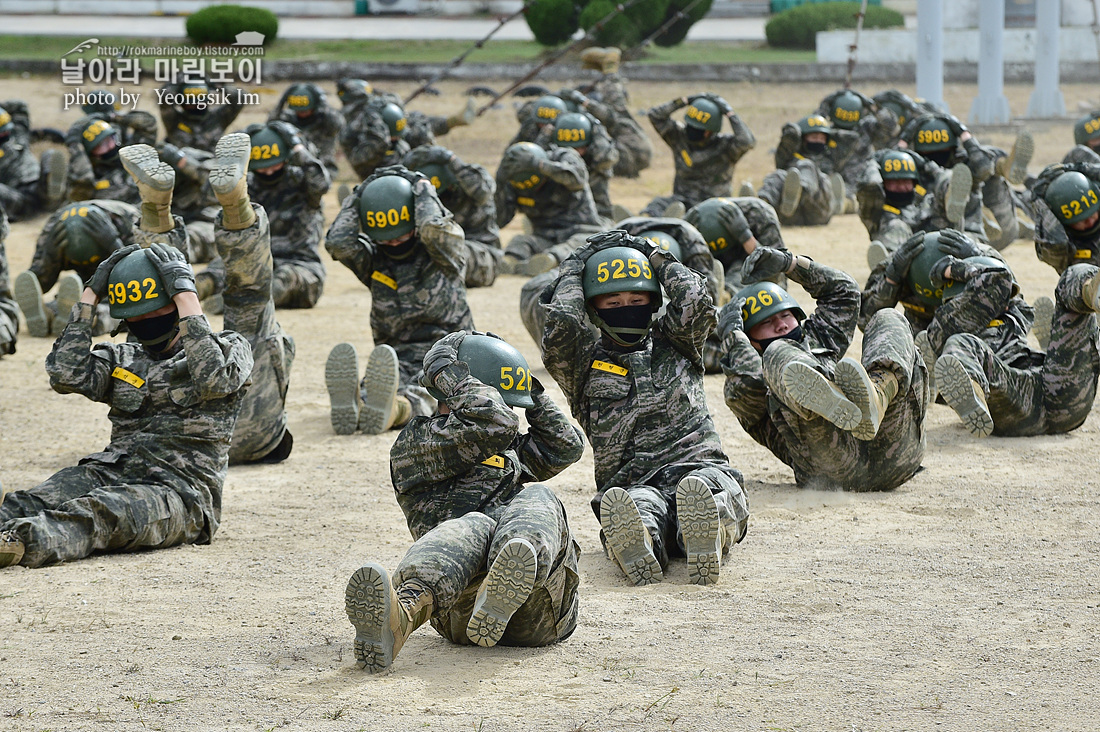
[495,147,600,242]
[774,122,857,176]
[536,112,619,219]
[1033,164,1100,273]
[405,150,500,248]
[541,254,738,495]
[271,104,345,174]
[339,99,411,179]
[159,87,245,152]
[325,182,474,357]
[390,362,584,540]
[648,98,755,206]
[686,196,787,285]
[248,145,330,264]
[45,304,253,543]
[65,111,158,197]
[31,200,139,289]
[0,210,17,350]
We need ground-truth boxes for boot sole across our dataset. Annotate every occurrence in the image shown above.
[781,361,861,430]
[119,144,175,191]
[737,180,755,197]
[833,357,881,441]
[467,537,538,647]
[518,252,557,277]
[41,148,68,205]
[866,240,889,269]
[0,536,24,569]
[914,330,938,402]
[15,271,50,338]
[209,133,252,196]
[945,164,972,226]
[662,201,686,219]
[345,564,396,673]
[1006,129,1034,185]
[675,476,721,586]
[325,343,361,435]
[53,272,84,334]
[1031,296,1054,352]
[360,344,400,435]
[829,173,847,216]
[600,487,662,586]
[779,171,803,218]
[935,355,994,437]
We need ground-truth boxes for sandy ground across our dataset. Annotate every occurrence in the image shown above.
[2,75,1100,731]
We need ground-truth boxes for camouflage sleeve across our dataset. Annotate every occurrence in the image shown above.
[214,86,245,130]
[648,98,685,149]
[29,212,64,291]
[859,262,901,329]
[589,125,620,173]
[538,150,588,192]
[158,97,181,130]
[45,302,114,401]
[1033,205,1074,273]
[721,113,756,164]
[494,171,517,228]
[415,186,467,276]
[924,267,1017,353]
[582,97,613,127]
[962,137,997,184]
[541,265,599,407]
[719,326,769,427]
[451,157,494,206]
[654,257,715,366]
[867,106,899,149]
[290,145,331,207]
[177,315,253,400]
[533,124,553,149]
[269,87,292,119]
[1,100,30,131]
[789,260,860,358]
[345,114,391,172]
[721,201,754,248]
[516,384,585,482]
[390,361,520,484]
[119,111,158,146]
[324,198,378,286]
[0,218,19,336]
[742,200,785,249]
[774,124,801,169]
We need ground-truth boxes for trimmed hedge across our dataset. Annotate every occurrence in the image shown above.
[186,4,279,46]
[525,0,580,46]
[528,0,705,48]
[654,0,714,47]
[765,2,904,50]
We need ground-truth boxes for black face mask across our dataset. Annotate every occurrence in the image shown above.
[98,145,119,163]
[685,126,708,145]
[753,324,803,353]
[127,311,180,358]
[1068,216,1100,242]
[595,304,653,346]
[885,189,916,208]
[380,237,418,260]
[0,131,10,147]
[255,166,286,184]
[924,149,954,167]
[804,141,827,155]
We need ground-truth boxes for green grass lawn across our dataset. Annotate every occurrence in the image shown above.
[0,35,815,64]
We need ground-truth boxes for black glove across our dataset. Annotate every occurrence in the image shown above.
[943,114,968,137]
[740,246,794,284]
[929,255,967,289]
[267,120,303,149]
[717,297,745,340]
[421,331,467,388]
[705,93,734,115]
[936,229,982,259]
[0,316,15,356]
[562,89,587,108]
[147,243,197,298]
[585,229,633,253]
[626,232,663,261]
[1031,163,1066,200]
[854,90,876,110]
[86,243,140,299]
[884,232,927,283]
[158,143,186,169]
[527,373,545,398]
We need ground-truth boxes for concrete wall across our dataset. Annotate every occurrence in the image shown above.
[818,26,1100,63]
[942,0,1098,27]
[0,0,526,13]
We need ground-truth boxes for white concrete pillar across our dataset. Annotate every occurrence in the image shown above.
[916,0,945,109]
[968,0,1011,124]
[1026,0,1066,118]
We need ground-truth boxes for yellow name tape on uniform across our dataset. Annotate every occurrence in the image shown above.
[517,197,535,207]
[1076,249,1092,259]
[680,150,693,167]
[111,367,145,389]
[481,454,506,469]
[901,301,928,314]
[882,204,901,214]
[592,360,628,376]
[94,180,110,190]
[178,123,192,133]
[793,152,805,160]
[988,319,1004,327]
[915,185,926,196]
[371,271,397,290]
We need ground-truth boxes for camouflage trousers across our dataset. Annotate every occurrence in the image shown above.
[363,341,435,420]
[520,268,596,352]
[760,160,835,226]
[217,206,295,464]
[591,466,749,570]
[641,194,691,218]
[980,174,1020,250]
[942,264,1100,436]
[393,484,580,647]
[0,460,204,568]
[186,220,217,264]
[271,258,325,309]
[505,228,599,264]
[610,119,653,179]
[465,239,503,289]
[760,309,929,491]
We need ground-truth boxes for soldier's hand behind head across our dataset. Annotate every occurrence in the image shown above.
[86,243,140,299]
[740,246,794,284]
[147,243,197,298]
[717,297,745,340]
[929,254,966,289]
[937,229,981,259]
[884,232,927,283]
[422,330,467,388]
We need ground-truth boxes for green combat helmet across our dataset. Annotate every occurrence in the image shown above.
[830,91,864,130]
[684,97,723,133]
[106,248,171,320]
[79,118,119,155]
[336,78,373,105]
[906,231,952,306]
[285,83,320,113]
[583,244,662,345]
[429,334,537,409]
[1073,112,1100,148]
[81,89,118,116]
[358,175,415,241]
[532,95,566,124]
[58,204,120,267]
[553,112,593,149]
[0,105,13,142]
[880,150,919,181]
[417,162,457,193]
[379,103,407,139]
[502,142,548,191]
[1044,170,1100,226]
[910,117,956,154]
[736,281,806,331]
[248,125,289,171]
[637,229,682,261]
[941,256,1018,301]
[797,114,835,138]
[685,197,740,260]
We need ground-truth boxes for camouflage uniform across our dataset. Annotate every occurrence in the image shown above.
[270,87,345,177]
[325,174,474,419]
[578,73,653,179]
[159,85,245,152]
[814,92,896,199]
[643,97,755,216]
[1064,145,1100,166]
[507,100,550,148]
[158,144,218,263]
[66,147,140,206]
[540,252,750,568]
[387,364,584,646]
[65,109,158,209]
[340,100,411,179]
[857,151,950,254]
[537,112,619,220]
[403,146,502,289]
[0,100,46,221]
[0,277,253,568]
[1031,165,1100,273]
[936,264,1100,436]
[760,123,855,226]
[495,147,602,263]
[721,261,928,491]
[0,207,17,355]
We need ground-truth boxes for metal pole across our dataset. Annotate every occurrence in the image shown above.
[1026,0,1065,118]
[844,0,870,89]
[968,0,1011,124]
[915,0,945,109]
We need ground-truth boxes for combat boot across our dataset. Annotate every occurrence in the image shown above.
[982,207,1003,244]
[1031,295,1054,350]
[119,144,176,233]
[600,487,662,585]
[779,170,803,218]
[447,97,476,129]
[738,179,755,197]
[0,531,24,569]
[208,133,256,231]
[345,564,434,673]
[945,164,972,227]
[467,537,538,647]
[994,128,1034,185]
[581,47,605,71]
[867,240,889,269]
[662,200,686,219]
[835,357,898,441]
[914,330,938,401]
[829,173,847,216]
[1083,274,1100,314]
[325,342,361,435]
[337,183,352,203]
[521,251,558,276]
[675,475,722,586]
[52,272,84,335]
[40,148,68,206]
[935,355,994,437]
[360,344,402,435]
[611,203,632,221]
[14,270,50,337]
[780,361,861,430]
[194,271,218,302]
[600,47,621,74]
